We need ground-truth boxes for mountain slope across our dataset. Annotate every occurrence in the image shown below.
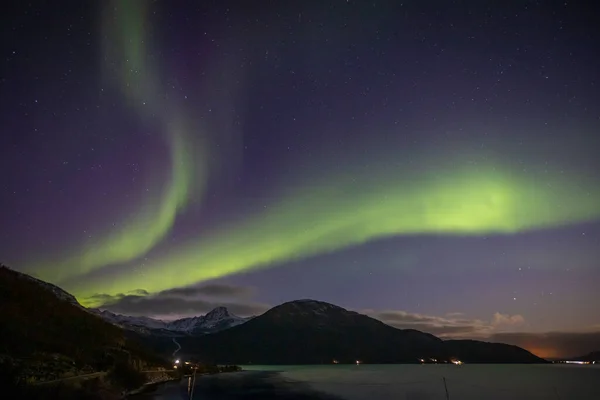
[6,266,81,307]
[444,339,546,364]
[179,299,546,364]
[92,309,168,330]
[94,306,251,335]
[0,265,167,381]
[576,351,600,362]
[179,299,447,364]
[188,306,250,334]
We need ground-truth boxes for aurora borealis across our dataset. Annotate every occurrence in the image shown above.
[1,1,599,357]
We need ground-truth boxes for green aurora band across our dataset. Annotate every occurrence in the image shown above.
[25,1,600,304]
[76,163,600,305]
[30,1,203,283]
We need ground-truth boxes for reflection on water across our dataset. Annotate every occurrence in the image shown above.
[137,364,600,399]
[243,364,600,400]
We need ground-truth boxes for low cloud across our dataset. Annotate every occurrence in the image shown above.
[85,290,597,358]
[492,312,525,326]
[159,283,256,299]
[445,312,464,318]
[85,283,267,319]
[129,289,150,296]
[84,289,147,306]
[362,309,525,338]
[102,294,269,318]
[363,308,597,358]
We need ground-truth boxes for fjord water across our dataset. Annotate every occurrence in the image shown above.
[242,364,599,399]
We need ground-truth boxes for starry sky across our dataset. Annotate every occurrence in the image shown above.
[1,0,599,358]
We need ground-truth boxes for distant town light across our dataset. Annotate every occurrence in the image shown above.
[356,360,361,365]
[175,359,180,364]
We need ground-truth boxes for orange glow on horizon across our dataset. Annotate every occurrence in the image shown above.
[522,346,560,359]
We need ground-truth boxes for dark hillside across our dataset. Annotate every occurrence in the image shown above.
[0,265,167,382]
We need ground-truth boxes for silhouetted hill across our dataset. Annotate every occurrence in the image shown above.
[181,299,441,364]
[0,265,546,370]
[0,265,167,382]
[577,351,600,362]
[179,299,543,364]
[443,339,546,364]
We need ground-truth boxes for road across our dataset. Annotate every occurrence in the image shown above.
[172,337,182,357]
[34,370,169,386]
[34,371,106,385]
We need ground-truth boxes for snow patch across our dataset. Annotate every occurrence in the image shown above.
[93,306,252,334]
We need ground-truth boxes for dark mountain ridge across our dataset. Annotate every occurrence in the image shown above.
[179,299,545,364]
[576,351,600,362]
[0,265,546,369]
[0,265,167,382]
[443,339,546,364]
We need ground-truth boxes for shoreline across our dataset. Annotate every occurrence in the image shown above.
[127,370,245,399]
[126,376,181,397]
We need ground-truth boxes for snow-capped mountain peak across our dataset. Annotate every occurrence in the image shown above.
[165,316,204,332]
[196,306,247,331]
[93,306,252,335]
[204,306,231,320]
[91,309,167,330]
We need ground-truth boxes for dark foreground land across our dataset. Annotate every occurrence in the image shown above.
[133,371,342,400]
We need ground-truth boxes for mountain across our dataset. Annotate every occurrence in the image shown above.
[92,309,168,330]
[179,299,547,364]
[193,306,251,333]
[164,306,250,334]
[93,306,251,335]
[576,351,600,362]
[179,299,447,364]
[443,340,546,364]
[4,265,81,307]
[0,265,167,382]
[0,263,545,371]
[89,309,183,337]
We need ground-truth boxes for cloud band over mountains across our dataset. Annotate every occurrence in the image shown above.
[87,283,269,319]
[88,282,598,358]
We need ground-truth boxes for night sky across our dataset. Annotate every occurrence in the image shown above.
[1,1,599,358]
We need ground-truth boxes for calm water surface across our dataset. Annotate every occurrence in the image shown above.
[136,364,599,399]
[241,364,599,399]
